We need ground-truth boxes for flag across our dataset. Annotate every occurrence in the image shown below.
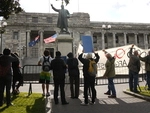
[44,34,57,44]
[28,36,40,47]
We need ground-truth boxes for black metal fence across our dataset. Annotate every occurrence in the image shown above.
[22,65,145,85]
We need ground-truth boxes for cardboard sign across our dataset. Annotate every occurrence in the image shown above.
[81,35,94,53]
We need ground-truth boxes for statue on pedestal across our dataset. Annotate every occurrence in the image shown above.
[51,3,70,34]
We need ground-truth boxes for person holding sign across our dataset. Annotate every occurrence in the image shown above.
[139,51,150,90]
[128,44,141,93]
[78,51,100,105]
[103,50,117,98]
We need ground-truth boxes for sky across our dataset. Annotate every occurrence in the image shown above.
[20,0,150,23]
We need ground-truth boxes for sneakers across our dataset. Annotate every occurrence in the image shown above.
[90,101,96,105]
[108,95,116,98]
[80,102,89,106]
[134,91,140,93]
[42,93,45,96]
[46,92,50,97]
[7,103,14,107]
[12,90,20,95]
[42,92,50,97]
[104,92,110,95]
[62,102,69,105]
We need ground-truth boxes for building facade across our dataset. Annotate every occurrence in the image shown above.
[2,12,150,64]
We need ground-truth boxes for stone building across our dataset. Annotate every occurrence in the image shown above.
[1,12,150,65]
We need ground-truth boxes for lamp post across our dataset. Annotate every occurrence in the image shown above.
[101,24,111,49]
[0,21,7,53]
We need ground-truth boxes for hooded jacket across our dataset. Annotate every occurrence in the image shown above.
[103,57,116,78]
[78,53,100,77]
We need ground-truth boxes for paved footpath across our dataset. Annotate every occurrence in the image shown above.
[20,82,150,113]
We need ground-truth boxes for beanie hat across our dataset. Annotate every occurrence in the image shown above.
[86,53,92,59]
[56,51,61,57]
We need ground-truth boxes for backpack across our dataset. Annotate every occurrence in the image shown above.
[0,56,11,77]
[42,56,51,72]
[88,59,97,76]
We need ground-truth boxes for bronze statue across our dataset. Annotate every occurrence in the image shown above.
[51,4,70,34]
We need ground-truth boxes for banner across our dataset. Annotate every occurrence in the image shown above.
[77,44,148,76]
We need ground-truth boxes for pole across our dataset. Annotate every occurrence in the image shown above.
[49,0,51,13]
[78,0,79,12]
[1,32,2,53]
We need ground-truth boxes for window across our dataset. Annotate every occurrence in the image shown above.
[31,48,38,57]
[127,36,129,43]
[116,35,119,43]
[13,32,19,40]
[104,35,107,43]
[32,17,38,23]
[47,17,52,23]
[93,36,97,43]
[137,35,139,43]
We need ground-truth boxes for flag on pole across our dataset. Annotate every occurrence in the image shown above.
[28,36,40,47]
[44,34,57,44]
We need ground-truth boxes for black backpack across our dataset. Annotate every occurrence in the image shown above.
[42,56,51,72]
[0,55,11,77]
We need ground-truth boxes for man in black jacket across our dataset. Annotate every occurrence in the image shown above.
[128,44,141,93]
[78,52,100,105]
[0,48,18,107]
[51,51,69,105]
[67,52,80,99]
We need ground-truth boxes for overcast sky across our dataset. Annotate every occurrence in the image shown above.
[20,0,150,23]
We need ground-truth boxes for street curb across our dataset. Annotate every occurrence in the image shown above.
[123,90,150,102]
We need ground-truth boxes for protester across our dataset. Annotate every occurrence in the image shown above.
[38,50,53,97]
[67,52,80,99]
[78,51,100,105]
[103,50,117,98]
[11,52,23,95]
[139,51,150,90]
[51,51,69,105]
[128,44,141,93]
[0,48,18,107]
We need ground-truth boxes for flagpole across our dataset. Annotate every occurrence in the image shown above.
[78,0,79,12]
[49,0,51,13]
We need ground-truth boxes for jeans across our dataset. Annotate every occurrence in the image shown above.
[84,76,96,103]
[129,70,139,92]
[146,71,150,89]
[108,77,116,96]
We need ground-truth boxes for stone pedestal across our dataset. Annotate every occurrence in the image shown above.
[56,34,73,56]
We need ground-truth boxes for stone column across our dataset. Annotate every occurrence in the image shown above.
[26,30,31,57]
[101,31,105,49]
[124,32,127,45]
[134,33,138,46]
[144,33,148,49]
[113,32,116,47]
[39,30,44,56]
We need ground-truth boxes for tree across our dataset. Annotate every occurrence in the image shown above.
[0,0,23,20]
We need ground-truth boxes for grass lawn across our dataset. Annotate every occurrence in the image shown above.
[0,92,45,113]
[139,86,150,97]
